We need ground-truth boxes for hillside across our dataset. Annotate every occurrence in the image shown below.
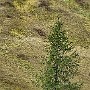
[0,0,90,90]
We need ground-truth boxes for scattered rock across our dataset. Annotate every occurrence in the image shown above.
[17,54,29,60]
[38,0,50,10]
[33,28,46,37]
[6,15,12,18]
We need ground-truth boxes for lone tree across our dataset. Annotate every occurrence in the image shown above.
[41,20,81,90]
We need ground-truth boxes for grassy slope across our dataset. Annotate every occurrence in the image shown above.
[0,0,90,90]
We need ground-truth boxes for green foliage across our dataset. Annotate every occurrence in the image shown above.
[40,20,81,90]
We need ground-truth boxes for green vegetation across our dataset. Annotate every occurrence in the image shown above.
[41,20,81,90]
[0,0,90,90]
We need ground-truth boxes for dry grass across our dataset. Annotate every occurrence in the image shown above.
[0,0,90,90]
